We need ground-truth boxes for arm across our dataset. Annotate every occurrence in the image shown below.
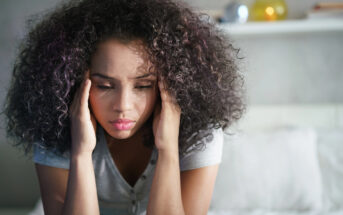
[36,75,100,215]
[147,78,220,214]
[180,164,219,215]
[35,164,68,215]
[64,75,100,214]
[147,77,184,214]
[147,148,185,215]
[147,148,219,215]
[62,152,99,215]
[35,153,99,215]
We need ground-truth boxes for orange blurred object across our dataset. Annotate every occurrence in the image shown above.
[249,0,288,21]
[313,2,343,10]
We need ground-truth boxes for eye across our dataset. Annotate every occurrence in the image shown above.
[136,85,153,89]
[96,85,113,90]
[135,80,155,90]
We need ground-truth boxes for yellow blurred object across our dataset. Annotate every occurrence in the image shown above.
[249,0,288,21]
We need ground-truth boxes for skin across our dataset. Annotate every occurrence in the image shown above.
[35,38,219,215]
[89,39,159,145]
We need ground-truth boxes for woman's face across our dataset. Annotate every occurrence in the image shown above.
[89,39,158,141]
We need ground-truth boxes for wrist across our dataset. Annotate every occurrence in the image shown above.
[156,148,180,170]
[157,145,179,158]
[71,149,93,160]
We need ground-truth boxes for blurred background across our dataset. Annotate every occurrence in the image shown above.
[1,0,343,214]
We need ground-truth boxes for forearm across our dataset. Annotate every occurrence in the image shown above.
[62,152,100,215]
[147,146,185,215]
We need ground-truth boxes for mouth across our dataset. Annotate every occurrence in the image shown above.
[109,119,135,130]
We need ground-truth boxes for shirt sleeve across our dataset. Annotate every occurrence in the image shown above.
[179,127,224,171]
[33,142,70,169]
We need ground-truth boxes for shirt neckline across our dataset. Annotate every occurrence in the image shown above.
[98,126,157,191]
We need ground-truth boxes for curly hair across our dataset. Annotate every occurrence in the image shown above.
[3,0,246,156]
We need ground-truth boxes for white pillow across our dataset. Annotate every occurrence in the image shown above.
[316,128,343,211]
[211,127,323,211]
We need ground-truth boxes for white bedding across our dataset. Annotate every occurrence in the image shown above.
[212,128,323,210]
[208,209,343,215]
[207,103,343,215]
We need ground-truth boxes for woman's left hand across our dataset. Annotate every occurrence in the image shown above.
[152,78,181,154]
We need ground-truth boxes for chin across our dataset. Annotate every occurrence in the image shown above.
[108,130,134,139]
[104,126,138,139]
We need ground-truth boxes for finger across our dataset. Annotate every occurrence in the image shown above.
[152,100,161,133]
[80,79,92,113]
[157,77,170,103]
[90,112,97,131]
[153,99,161,118]
[69,75,90,116]
[69,88,81,116]
[84,70,90,79]
[76,70,90,102]
[157,78,181,112]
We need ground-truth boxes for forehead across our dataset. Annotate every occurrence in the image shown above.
[90,39,155,77]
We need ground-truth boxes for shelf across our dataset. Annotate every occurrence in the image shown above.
[218,19,343,36]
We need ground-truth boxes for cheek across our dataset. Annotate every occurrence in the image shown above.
[135,91,157,114]
[89,90,105,116]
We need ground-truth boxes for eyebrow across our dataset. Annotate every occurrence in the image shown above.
[90,72,156,80]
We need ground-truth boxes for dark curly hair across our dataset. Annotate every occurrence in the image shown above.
[3,0,246,156]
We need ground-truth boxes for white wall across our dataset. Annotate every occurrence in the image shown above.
[230,30,343,104]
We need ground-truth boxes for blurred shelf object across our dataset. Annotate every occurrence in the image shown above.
[307,2,343,19]
[249,0,288,21]
[218,19,343,36]
[313,2,343,10]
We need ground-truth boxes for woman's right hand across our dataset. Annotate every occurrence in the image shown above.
[69,72,97,156]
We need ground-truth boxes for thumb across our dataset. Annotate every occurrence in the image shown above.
[153,99,161,119]
[90,112,97,133]
[80,79,92,115]
[153,100,161,133]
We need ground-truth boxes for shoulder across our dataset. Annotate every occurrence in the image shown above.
[32,125,106,169]
[179,127,224,171]
[32,142,70,169]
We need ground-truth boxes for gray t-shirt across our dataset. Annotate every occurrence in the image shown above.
[33,126,223,215]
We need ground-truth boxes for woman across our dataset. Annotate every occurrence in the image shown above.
[4,0,245,214]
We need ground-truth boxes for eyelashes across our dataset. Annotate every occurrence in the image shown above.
[96,85,153,90]
[136,85,153,89]
[96,85,112,90]
[92,79,156,91]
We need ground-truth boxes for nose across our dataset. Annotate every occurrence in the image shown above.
[113,87,133,113]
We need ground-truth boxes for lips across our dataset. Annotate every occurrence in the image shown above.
[109,119,135,130]
[111,119,134,123]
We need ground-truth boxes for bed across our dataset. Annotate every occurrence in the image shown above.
[209,103,343,215]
